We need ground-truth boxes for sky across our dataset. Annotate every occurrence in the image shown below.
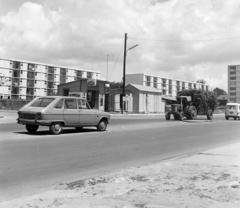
[1,0,240,90]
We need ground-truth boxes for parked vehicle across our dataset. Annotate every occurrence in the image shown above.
[17,96,111,134]
[225,103,240,120]
[165,90,216,121]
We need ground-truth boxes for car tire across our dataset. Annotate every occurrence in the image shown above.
[26,124,39,134]
[50,123,62,135]
[165,113,170,120]
[75,127,83,131]
[234,117,237,120]
[97,119,108,131]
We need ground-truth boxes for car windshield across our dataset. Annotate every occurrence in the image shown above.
[30,98,55,107]
[227,105,237,110]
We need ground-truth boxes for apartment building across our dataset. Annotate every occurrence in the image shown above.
[228,65,240,103]
[0,58,100,100]
[126,73,209,97]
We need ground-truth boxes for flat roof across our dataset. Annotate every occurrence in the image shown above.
[126,73,208,86]
[127,84,162,94]
[0,57,100,74]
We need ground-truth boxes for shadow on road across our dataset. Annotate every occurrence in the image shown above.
[13,128,99,136]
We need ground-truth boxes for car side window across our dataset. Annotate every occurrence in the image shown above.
[78,99,88,109]
[54,99,64,109]
[64,99,77,109]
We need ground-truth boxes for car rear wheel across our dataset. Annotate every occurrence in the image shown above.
[26,124,39,134]
[225,116,229,120]
[50,123,62,135]
[97,119,108,131]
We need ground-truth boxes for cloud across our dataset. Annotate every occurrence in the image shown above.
[1,0,240,90]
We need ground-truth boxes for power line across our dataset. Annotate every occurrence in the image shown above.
[129,35,240,43]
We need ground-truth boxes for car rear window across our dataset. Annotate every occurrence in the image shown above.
[30,98,55,107]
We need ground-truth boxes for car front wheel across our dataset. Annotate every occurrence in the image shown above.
[97,119,108,131]
[50,123,62,135]
[26,124,39,133]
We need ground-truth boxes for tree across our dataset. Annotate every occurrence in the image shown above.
[213,88,227,97]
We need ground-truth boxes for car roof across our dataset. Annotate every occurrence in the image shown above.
[226,103,240,105]
[37,96,87,100]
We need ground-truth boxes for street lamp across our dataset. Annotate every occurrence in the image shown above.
[121,33,139,114]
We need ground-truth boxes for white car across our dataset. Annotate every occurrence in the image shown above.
[17,96,111,134]
[225,103,240,120]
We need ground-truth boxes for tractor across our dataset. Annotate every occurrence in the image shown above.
[165,90,217,121]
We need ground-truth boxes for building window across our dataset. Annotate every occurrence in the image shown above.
[153,77,158,88]
[182,82,185,90]
[230,87,236,91]
[229,66,236,70]
[12,61,21,69]
[28,63,35,71]
[162,89,166,95]
[230,92,236,96]
[188,83,192,89]
[230,71,236,75]
[48,66,55,74]
[76,70,83,80]
[162,78,166,89]
[146,76,151,86]
[176,81,180,92]
[230,76,236,80]
[87,72,93,79]
[60,68,66,76]
[13,70,20,78]
[168,86,172,95]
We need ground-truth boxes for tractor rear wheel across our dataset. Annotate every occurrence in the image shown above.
[206,109,213,120]
[165,113,171,120]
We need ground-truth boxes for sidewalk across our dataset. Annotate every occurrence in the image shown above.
[1,142,240,208]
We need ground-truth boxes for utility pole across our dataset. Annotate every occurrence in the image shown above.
[106,54,109,81]
[121,33,127,114]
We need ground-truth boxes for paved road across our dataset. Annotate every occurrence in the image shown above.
[1,115,240,200]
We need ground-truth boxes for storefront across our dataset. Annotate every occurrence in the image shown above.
[57,79,107,111]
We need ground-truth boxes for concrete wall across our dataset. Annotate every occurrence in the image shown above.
[126,85,164,113]
[126,74,144,86]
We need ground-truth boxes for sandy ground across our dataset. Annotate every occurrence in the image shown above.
[1,142,240,208]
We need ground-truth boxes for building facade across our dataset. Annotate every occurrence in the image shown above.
[228,65,240,103]
[58,79,107,111]
[107,84,165,113]
[0,58,100,100]
[126,73,209,98]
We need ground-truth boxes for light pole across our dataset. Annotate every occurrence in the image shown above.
[121,33,139,114]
